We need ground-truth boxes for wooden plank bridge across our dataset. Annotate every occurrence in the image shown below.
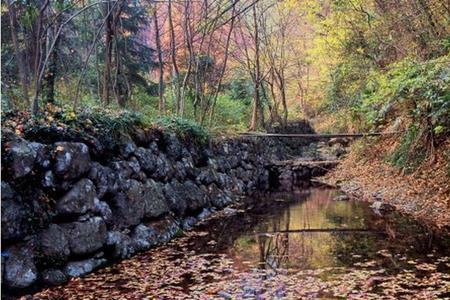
[241,131,401,138]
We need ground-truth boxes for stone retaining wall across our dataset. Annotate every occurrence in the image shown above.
[1,127,311,294]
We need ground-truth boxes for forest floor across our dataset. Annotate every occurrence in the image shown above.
[322,136,450,230]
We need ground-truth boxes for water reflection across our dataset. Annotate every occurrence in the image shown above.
[29,187,450,299]
[200,188,450,273]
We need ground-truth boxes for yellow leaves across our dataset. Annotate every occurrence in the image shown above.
[56,145,65,152]
[64,111,76,121]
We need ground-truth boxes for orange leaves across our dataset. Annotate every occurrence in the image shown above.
[324,137,450,228]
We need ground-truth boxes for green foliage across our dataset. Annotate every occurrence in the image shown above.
[360,56,450,133]
[62,106,151,133]
[154,116,209,145]
[388,125,426,173]
[209,93,251,134]
[230,77,253,105]
[323,52,450,170]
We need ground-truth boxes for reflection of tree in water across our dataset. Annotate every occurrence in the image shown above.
[195,188,450,272]
[256,204,320,270]
[257,205,291,270]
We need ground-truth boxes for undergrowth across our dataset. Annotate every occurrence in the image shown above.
[320,54,450,173]
[2,104,209,146]
[154,116,209,145]
[388,125,427,173]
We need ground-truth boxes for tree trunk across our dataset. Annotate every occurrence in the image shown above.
[250,5,263,130]
[208,3,236,127]
[168,0,181,114]
[102,1,113,105]
[6,0,30,107]
[153,4,165,116]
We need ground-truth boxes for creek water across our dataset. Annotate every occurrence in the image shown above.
[32,187,450,299]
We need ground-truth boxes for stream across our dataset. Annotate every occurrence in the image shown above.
[30,187,450,299]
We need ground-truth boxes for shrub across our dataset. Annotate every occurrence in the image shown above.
[154,116,209,145]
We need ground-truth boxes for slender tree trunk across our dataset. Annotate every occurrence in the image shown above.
[168,0,181,114]
[102,1,113,105]
[208,3,236,126]
[180,0,193,117]
[152,3,165,116]
[6,0,30,107]
[31,0,49,115]
[250,5,262,130]
[44,0,64,106]
[44,42,57,104]
[276,70,288,125]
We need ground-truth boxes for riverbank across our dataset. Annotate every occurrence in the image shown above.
[323,137,450,230]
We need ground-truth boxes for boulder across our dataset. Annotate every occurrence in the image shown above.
[54,142,91,180]
[182,181,209,211]
[174,160,188,181]
[216,172,233,189]
[217,157,232,173]
[142,180,169,219]
[94,198,113,224]
[56,178,96,217]
[29,142,51,169]
[149,217,181,243]
[163,180,187,216]
[106,231,135,259]
[89,162,115,198]
[228,155,240,169]
[109,160,134,182]
[4,246,37,289]
[1,182,28,241]
[41,269,68,286]
[152,153,175,181]
[234,179,246,194]
[127,157,141,175]
[207,158,219,170]
[61,217,107,255]
[117,133,137,158]
[64,257,107,278]
[197,207,215,221]
[110,179,145,228]
[134,147,157,175]
[4,135,37,178]
[182,216,197,231]
[208,184,232,208]
[131,224,157,252]
[181,155,196,178]
[42,170,56,188]
[164,133,183,160]
[38,224,70,265]
[197,168,219,185]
